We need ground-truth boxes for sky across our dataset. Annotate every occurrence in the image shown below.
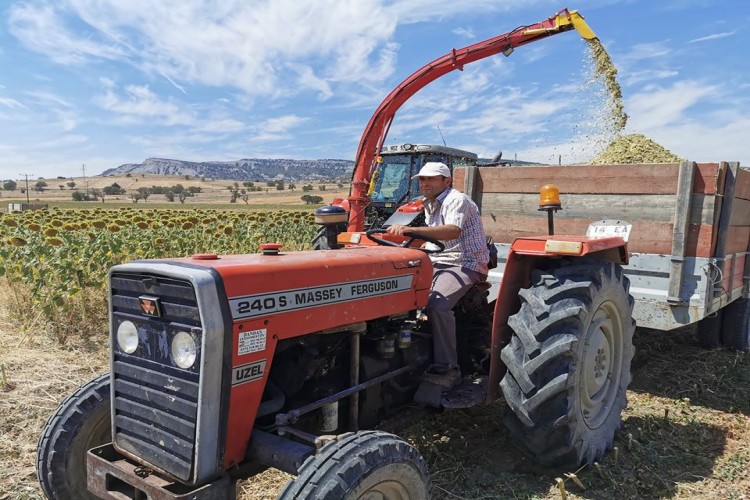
[1,0,748,180]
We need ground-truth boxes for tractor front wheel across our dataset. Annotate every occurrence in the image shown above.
[500,259,635,468]
[37,373,111,500]
[278,430,431,499]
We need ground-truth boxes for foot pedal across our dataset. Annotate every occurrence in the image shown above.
[440,377,487,409]
[414,381,444,407]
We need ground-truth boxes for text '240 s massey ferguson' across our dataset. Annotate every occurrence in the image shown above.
[37,9,637,499]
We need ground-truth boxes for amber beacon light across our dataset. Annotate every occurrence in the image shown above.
[538,184,562,235]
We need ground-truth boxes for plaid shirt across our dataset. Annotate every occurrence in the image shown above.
[425,187,489,275]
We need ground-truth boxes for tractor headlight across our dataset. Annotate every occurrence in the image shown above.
[171,331,197,369]
[117,321,139,354]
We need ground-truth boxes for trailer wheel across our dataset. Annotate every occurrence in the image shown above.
[696,311,724,348]
[720,298,750,351]
[500,259,635,468]
[278,430,431,500]
[37,374,111,500]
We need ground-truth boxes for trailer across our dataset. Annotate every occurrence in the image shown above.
[454,160,750,348]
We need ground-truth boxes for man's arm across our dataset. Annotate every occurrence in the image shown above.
[386,223,460,241]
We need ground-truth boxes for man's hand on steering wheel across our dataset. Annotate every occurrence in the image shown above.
[365,228,445,254]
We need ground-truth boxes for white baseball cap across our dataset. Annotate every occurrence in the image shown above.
[412,162,451,179]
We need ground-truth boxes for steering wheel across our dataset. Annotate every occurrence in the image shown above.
[365,229,445,254]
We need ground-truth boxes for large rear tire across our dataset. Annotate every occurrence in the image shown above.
[720,298,750,351]
[278,430,431,499]
[500,259,635,468]
[37,374,111,500]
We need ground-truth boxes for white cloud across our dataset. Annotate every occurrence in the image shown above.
[9,0,404,99]
[8,2,126,64]
[0,97,27,109]
[93,80,194,126]
[688,31,736,43]
[453,27,476,39]
[624,69,679,86]
[247,114,308,143]
[622,41,673,62]
[388,0,533,24]
[626,80,718,129]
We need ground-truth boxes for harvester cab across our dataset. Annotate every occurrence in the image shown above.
[314,143,478,248]
[365,143,477,227]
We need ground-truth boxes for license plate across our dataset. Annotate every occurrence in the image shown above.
[586,220,632,242]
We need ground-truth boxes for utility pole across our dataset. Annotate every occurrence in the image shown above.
[19,173,32,204]
[82,164,89,198]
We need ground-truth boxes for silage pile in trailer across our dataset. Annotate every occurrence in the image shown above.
[591,133,683,164]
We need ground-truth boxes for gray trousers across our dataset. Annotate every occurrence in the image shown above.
[426,264,486,369]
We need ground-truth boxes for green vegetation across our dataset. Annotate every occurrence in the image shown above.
[0,207,317,342]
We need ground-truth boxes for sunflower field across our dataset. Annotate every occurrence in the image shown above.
[0,207,318,341]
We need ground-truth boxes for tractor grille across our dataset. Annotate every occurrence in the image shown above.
[110,272,202,481]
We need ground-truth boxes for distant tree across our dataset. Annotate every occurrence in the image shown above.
[67,181,76,190]
[230,191,240,203]
[103,183,126,195]
[125,173,132,178]
[302,184,313,192]
[266,181,276,187]
[136,187,152,201]
[337,183,343,189]
[301,195,324,205]
[34,180,47,192]
[178,191,189,204]
[288,183,296,191]
[187,186,201,194]
[59,184,65,190]
[184,175,191,180]
[243,181,254,188]
[3,180,17,191]
[72,191,93,201]
[129,193,143,203]
[165,191,176,202]
[318,185,326,191]
[91,188,104,202]
[241,193,250,204]
[275,180,285,191]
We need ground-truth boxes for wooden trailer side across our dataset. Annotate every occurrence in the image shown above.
[453,161,747,330]
[454,162,723,256]
[714,163,750,303]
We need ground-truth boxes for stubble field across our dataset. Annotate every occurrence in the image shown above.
[0,183,748,499]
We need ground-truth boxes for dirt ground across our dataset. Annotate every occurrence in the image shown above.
[1,294,749,500]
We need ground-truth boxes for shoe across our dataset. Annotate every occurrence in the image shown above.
[422,366,461,390]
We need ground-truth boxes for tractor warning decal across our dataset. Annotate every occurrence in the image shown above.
[238,328,266,356]
[229,274,414,319]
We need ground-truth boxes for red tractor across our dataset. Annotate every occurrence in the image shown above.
[37,9,635,499]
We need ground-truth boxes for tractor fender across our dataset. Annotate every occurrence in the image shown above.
[485,235,627,402]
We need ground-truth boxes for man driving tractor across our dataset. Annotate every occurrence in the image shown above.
[386,161,489,391]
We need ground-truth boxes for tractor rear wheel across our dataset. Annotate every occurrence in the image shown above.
[500,259,635,468]
[312,226,331,250]
[720,298,750,351]
[278,430,431,499]
[37,374,111,500]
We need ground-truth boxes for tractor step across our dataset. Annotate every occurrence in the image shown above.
[441,376,487,408]
[414,376,487,409]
